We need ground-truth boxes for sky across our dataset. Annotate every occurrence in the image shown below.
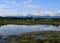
[0,0,60,17]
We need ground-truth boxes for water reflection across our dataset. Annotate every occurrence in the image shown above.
[36,35,46,39]
[0,24,60,36]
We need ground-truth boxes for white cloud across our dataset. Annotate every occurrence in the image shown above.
[0,0,60,17]
[22,0,32,4]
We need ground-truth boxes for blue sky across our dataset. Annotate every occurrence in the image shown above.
[0,0,60,16]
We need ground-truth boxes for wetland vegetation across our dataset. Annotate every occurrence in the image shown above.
[0,17,60,43]
[0,17,60,25]
[4,31,60,43]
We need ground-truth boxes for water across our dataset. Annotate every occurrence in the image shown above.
[0,24,60,36]
[0,24,60,43]
[36,35,46,39]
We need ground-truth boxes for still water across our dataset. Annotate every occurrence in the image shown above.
[0,24,60,36]
[0,24,60,43]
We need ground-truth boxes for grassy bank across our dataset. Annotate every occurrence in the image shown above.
[0,17,60,25]
[7,31,60,43]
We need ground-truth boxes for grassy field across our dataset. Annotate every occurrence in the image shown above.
[7,31,60,43]
[0,17,60,43]
[0,17,60,25]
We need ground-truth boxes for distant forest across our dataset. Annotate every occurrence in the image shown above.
[0,16,60,25]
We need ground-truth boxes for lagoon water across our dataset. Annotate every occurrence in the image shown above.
[0,24,60,36]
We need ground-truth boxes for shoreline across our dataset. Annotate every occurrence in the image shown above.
[0,18,60,26]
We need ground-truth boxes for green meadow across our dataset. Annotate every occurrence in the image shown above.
[0,17,60,25]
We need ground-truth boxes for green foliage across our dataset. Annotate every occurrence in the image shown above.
[0,17,60,25]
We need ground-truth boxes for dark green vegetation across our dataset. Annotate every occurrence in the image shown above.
[7,31,60,43]
[0,17,60,25]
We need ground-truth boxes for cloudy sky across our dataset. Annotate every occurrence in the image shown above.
[0,0,60,17]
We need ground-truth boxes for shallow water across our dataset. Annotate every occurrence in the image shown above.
[0,24,60,43]
[0,24,60,36]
